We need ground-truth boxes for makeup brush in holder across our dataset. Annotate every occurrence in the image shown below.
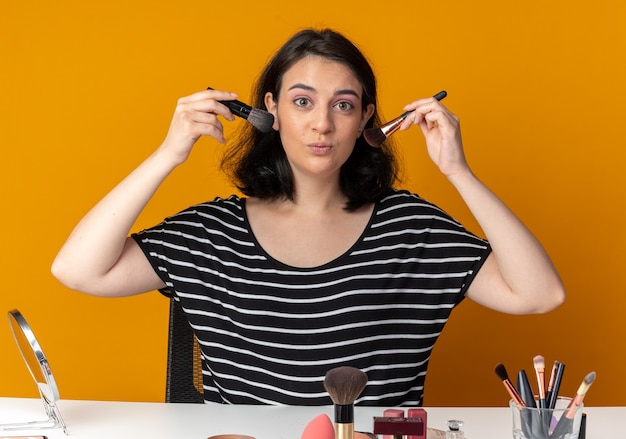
[363,90,447,148]
[324,366,368,439]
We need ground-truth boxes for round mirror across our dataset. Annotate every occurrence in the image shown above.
[1,309,67,434]
[8,309,60,402]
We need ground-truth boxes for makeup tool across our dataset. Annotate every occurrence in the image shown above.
[300,414,335,439]
[550,371,596,438]
[494,363,526,409]
[324,366,368,439]
[547,361,566,410]
[206,87,274,132]
[363,90,447,148]
[533,355,547,409]
[516,369,537,408]
[545,360,558,407]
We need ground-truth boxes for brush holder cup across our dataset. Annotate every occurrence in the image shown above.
[510,397,584,439]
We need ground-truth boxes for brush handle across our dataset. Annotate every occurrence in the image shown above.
[517,370,537,408]
[220,99,253,119]
[547,363,566,409]
[206,86,253,120]
[334,422,355,439]
[334,404,355,439]
[380,90,447,134]
[433,90,447,101]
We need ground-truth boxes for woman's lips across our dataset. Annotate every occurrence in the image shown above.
[308,143,332,153]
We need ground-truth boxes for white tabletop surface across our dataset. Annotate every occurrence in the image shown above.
[0,397,622,438]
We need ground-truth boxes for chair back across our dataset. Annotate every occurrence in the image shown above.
[165,298,204,403]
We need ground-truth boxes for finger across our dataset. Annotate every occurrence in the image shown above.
[172,106,228,144]
[176,97,236,122]
[424,111,440,130]
[181,89,238,103]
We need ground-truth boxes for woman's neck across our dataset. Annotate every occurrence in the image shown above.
[289,176,347,213]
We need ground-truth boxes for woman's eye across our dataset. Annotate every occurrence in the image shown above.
[335,101,354,111]
[294,97,310,107]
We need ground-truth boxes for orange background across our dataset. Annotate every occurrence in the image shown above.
[2,1,625,407]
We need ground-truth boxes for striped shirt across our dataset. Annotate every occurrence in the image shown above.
[132,189,491,406]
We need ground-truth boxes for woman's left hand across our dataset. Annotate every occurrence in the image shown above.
[399,96,468,178]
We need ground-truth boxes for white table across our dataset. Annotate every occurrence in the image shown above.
[0,397,622,438]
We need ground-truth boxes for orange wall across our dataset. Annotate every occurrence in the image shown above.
[2,1,625,407]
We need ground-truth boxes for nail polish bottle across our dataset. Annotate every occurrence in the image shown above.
[445,420,464,439]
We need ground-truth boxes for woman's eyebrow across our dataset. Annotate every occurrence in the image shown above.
[287,83,360,98]
[288,83,315,92]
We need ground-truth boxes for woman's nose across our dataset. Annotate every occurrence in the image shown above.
[312,107,333,133]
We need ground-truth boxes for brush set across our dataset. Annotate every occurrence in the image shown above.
[494,355,594,439]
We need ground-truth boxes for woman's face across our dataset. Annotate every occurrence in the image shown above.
[265,56,374,183]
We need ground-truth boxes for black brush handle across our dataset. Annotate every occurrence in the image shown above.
[547,362,566,409]
[517,370,538,408]
[433,90,447,101]
[206,86,252,120]
[382,91,448,132]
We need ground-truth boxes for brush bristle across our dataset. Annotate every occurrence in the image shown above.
[363,127,387,148]
[494,363,509,381]
[247,108,274,133]
[533,355,545,370]
[577,371,596,395]
[323,366,368,405]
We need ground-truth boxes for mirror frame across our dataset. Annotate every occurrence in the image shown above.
[0,309,68,435]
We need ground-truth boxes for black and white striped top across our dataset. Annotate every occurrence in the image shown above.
[133,189,491,406]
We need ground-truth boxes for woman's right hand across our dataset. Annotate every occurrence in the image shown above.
[158,89,239,166]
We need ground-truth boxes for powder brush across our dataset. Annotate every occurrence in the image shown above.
[324,366,368,439]
[207,86,274,132]
[363,90,447,147]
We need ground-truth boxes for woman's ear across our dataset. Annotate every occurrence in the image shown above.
[264,92,279,131]
[360,103,375,133]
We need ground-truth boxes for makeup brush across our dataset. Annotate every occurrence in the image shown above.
[550,371,596,438]
[533,355,547,409]
[207,86,274,132]
[494,363,526,409]
[547,361,566,410]
[564,371,595,418]
[545,360,558,407]
[324,366,368,439]
[363,90,447,147]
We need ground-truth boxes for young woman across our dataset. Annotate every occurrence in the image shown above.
[52,28,565,406]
